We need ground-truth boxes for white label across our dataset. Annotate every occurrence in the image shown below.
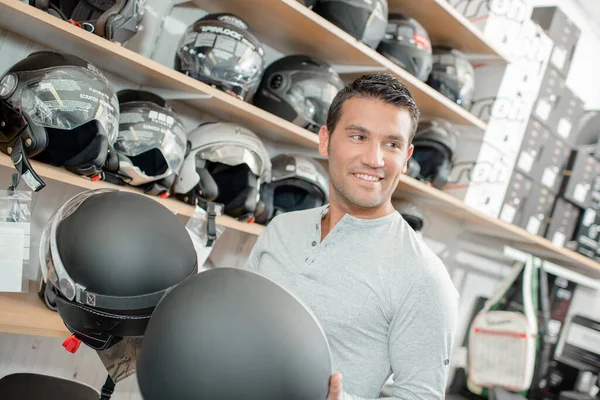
[552,231,566,247]
[557,118,572,139]
[0,228,25,292]
[583,209,597,227]
[574,183,590,204]
[500,204,517,224]
[535,99,552,121]
[551,46,568,70]
[21,170,42,191]
[542,168,557,188]
[517,151,535,173]
[526,216,542,235]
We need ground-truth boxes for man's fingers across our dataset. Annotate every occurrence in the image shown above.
[327,372,343,400]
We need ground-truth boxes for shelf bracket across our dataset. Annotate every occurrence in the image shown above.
[138,86,213,100]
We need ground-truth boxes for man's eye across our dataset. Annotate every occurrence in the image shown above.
[386,142,402,149]
[351,134,365,141]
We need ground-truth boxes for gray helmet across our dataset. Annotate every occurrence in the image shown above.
[255,154,329,225]
[136,267,332,400]
[173,122,271,220]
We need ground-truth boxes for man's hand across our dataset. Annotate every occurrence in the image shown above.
[327,372,343,400]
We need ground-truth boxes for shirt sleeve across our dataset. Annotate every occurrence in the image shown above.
[342,263,459,400]
[242,223,271,271]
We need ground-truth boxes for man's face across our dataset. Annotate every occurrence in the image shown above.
[318,97,415,210]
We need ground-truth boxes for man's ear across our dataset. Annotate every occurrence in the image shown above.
[403,144,415,173]
[318,126,330,158]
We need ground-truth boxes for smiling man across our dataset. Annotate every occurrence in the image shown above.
[244,73,459,399]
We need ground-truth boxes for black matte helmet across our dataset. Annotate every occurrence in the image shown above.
[412,119,458,189]
[252,55,344,133]
[426,47,475,109]
[377,14,433,81]
[313,0,389,49]
[175,13,265,101]
[114,90,187,197]
[0,51,121,191]
[30,0,145,44]
[394,199,425,232]
[38,189,197,351]
[255,154,329,225]
[136,267,332,400]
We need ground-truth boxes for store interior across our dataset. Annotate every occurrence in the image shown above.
[1,0,600,399]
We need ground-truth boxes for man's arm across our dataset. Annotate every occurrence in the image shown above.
[242,223,271,271]
[332,264,459,400]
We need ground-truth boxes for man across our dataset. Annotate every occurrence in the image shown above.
[244,73,459,399]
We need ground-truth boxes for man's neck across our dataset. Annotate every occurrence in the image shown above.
[320,198,395,241]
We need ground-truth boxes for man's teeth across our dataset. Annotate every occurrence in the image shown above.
[355,173,380,182]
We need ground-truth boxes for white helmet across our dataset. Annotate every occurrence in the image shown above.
[174,122,271,221]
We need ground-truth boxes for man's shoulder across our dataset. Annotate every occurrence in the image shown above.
[265,206,325,232]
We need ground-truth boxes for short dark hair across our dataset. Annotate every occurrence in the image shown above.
[326,73,420,144]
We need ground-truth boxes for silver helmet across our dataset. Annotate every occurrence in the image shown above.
[173,122,271,221]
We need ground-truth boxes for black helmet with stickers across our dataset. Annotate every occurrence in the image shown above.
[411,119,458,190]
[175,13,266,101]
[255,154,329,225]
[30,0,146,44]
[313,0,389,49]
[252,55,344,133]
[114,90,187,198]
[0,51,120,191]
[426,47,475,109]
[377,14,433,81]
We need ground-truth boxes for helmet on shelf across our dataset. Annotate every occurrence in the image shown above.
[255,154,329,225]
[252,55,344,133]
[377,14,433,82]
[175,13,265,101]
[173,122,271,221]
[114,89,187,197]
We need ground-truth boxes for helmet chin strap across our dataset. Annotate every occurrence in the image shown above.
[9,136,46,192]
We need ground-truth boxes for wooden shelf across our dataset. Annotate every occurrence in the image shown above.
[0,282,68,338]
[0,155,265,236]
[0,0,319,150]
[191,0,488,130]
[388,0,509,59]
[395,177,600,279]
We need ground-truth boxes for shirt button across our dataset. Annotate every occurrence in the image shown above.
[311,241,317,247]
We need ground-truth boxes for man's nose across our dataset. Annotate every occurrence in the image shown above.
[361,142,385,169]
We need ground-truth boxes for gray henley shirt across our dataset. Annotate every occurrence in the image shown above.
[244,205,459,399]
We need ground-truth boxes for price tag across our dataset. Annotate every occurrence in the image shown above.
[552,231,566,247]
[0,227,25,292]
[551,46,568,70]
[541,168,557,188]
[526,216,542,235]
[500,204,517,224]
[535,99,552,121]
[517,151,535,173]
[573,183,590,204]
[557,118,572,139]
